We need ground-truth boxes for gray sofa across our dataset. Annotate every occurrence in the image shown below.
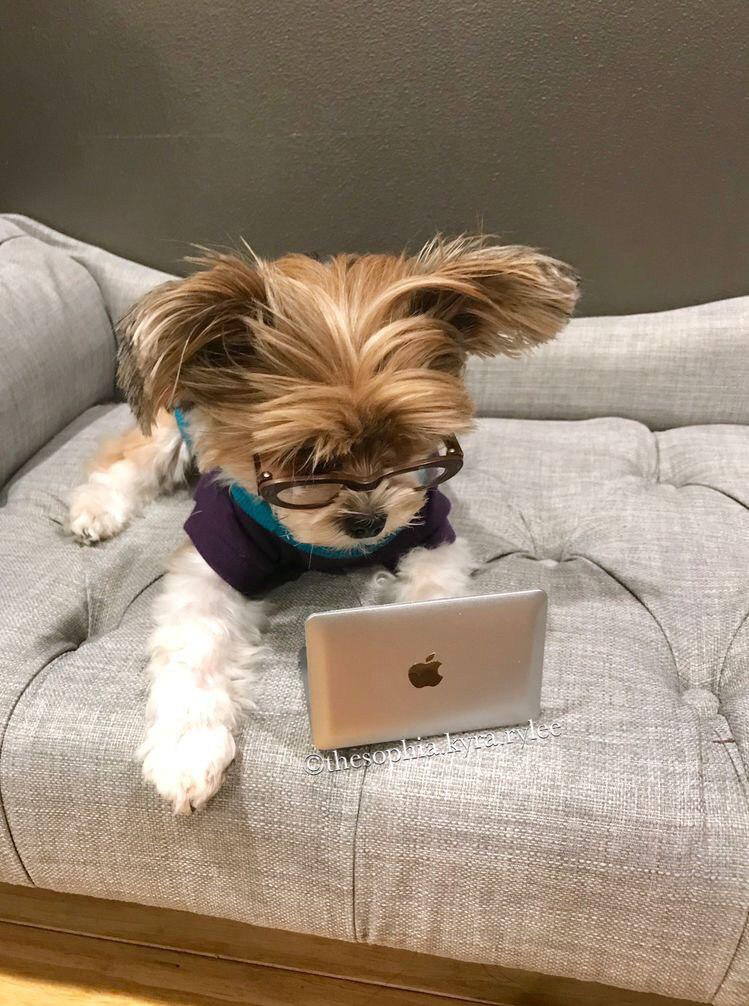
[0,214,747,1004]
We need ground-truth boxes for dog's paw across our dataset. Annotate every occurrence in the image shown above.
[140,724,236,815]
[391,580,456,603]
[67,481,131,544]
[391,541,475,603]
[363,568,398,605]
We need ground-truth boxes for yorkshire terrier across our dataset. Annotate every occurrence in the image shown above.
[67,235,579,813]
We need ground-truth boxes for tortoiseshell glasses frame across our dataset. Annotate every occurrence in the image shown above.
[254,435,463,510]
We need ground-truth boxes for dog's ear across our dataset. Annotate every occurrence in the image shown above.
[402,235,580,359]
[117,253,267,432]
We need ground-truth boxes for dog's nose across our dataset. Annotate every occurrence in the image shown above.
[343,513,387,539]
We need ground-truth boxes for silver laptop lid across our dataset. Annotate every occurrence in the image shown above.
[305,589,547,750]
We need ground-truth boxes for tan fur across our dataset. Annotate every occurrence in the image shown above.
[118,234,578,463]
[88,410,177,474]
[113,233,579,548]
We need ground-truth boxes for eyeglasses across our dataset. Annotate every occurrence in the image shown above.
[254,436,463,510]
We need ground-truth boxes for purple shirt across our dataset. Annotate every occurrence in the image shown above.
[183,474,455,597]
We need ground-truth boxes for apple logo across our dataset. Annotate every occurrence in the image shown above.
[408,653,443,688]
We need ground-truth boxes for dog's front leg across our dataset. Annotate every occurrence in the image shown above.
[68,412,189,544]
[387,539,475,604]
[139,542,264,814]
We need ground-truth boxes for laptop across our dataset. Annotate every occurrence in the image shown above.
[304,589,547,750]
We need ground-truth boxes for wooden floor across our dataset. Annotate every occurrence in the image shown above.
[0,882,702,1006]
[1,967,164,1006]
[0,919,459,1006]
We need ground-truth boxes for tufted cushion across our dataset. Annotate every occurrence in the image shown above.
[0,218,747,1005]
[0,402,747,1004]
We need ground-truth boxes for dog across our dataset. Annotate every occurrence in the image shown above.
[67,234,579,813]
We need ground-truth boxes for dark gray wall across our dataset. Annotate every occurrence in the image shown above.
[2,1,747,315]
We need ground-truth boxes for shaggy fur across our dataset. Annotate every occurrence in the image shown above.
[68,234,578,812]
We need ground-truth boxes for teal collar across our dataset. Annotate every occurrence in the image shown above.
[174,407,192,448]
[173,407,396,560]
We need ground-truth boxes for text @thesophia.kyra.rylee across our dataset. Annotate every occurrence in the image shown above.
[303,718,562,774]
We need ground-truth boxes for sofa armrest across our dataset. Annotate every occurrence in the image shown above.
[466,295,749,429]
[0,216,169,487]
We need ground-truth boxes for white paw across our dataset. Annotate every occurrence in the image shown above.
[67,481,131,544]
[140,724,236,815]
[364,568,398,605]
[392,579,464,603]
[392,540,475,603]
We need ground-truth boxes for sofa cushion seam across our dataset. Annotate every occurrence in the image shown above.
[0,643,81,884]
[712,909,749,1003]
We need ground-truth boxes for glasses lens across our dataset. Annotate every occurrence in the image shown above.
[274,482,342,507]
[389,464,449,490]
[413,464,449,487]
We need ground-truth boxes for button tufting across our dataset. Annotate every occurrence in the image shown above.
[682,688,720,716]
[523,548,567,564]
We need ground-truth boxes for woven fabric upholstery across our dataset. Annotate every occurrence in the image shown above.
[0,220,746,1004]
[2,215,171,336]
[0,216,169,488]
[466,294,749,428]
[0,218,113,486]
